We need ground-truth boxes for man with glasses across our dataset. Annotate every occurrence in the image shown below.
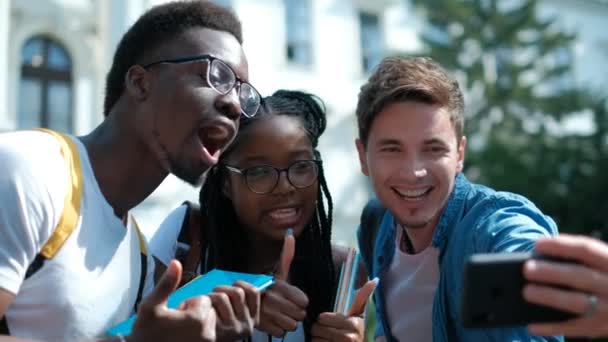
[0,1,260,341]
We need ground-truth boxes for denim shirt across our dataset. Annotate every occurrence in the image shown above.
[358,173,563,342]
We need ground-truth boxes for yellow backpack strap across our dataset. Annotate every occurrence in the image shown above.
[131,216,148,312]
[37,128,83,259]
[131,217,148,256]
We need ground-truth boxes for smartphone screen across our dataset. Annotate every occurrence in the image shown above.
[461,252,578,328]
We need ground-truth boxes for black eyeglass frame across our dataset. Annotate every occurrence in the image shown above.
[142,54,261,118]
[223,159,322,194]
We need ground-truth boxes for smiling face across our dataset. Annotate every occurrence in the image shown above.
[356,101,466,231]
[140,27,248,185]
[222,115,319,242]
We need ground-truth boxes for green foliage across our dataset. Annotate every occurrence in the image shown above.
[410,0,608,241]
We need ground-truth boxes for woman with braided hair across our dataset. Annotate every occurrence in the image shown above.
[150,89,376,341]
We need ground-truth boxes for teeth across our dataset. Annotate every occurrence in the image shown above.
[394,188,429,198]
[269,208,297,219]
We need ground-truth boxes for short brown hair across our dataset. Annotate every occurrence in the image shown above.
[356,56,464,145]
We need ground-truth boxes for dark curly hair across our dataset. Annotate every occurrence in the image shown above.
[103,0,242,116]
[199,90,335,341]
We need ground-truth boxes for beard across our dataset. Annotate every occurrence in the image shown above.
[169,156,209,186]
[399,207,436,230]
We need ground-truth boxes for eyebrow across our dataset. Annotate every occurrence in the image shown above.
[376,138,402,146]
[423,138,449,146]
[237,150,314,165]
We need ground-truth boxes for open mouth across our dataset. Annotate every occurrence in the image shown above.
[199,128,223,157]
[265,206,302,228]
[392,187,433,201]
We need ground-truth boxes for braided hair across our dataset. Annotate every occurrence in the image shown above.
[199,90,335,340]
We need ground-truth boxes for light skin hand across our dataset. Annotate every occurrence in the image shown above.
[209,281,260,341]
[128,260,217,342]
[257,231,309,338]
[522,234,608,337]
[310,278,378,342]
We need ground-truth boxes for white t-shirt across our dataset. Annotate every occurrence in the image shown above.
[0,130,154,341]
[383,223,439,341]
[149,205,305,342]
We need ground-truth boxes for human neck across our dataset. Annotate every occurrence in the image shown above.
[79,117,168,218]
[400,219,437,254]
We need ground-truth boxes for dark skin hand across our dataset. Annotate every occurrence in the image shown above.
[257,233,309,337]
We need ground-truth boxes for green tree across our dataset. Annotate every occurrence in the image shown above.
[410,0,608,241]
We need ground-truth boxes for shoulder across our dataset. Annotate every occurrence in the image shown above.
[0,131,70,293]
[0,130,65,174]
[465,186,557,252]
[148,203,192,265]
[0,130,69,234]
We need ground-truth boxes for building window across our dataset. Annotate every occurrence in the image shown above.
[284,0,312,65]
[359,12,383,74]
[19,36,73,133]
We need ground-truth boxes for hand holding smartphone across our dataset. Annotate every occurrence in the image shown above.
[460,252,579,328]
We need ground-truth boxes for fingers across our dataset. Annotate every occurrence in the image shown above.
[209,289,240,324]
[272,279,309,308]
[234,281,261,324]
[523,259,608,296]
[348,278,378,317]
[259,320,292,338]
[523,284,588,315]
[534,235,608,273]
[316,312,360,330]
[264,280,308,319]
[180,295,218,341]
[528,314,608,338]
[311,314,364,341]
[277,229,295,280]
[142,260,182,310]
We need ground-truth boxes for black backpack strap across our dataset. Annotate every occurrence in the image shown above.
[133,252,147,313]
[358,198,386,277]
[1,253,49,334]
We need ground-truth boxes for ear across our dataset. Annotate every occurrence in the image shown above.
[124,65,150,101]
[456,136,467,172]
[355,138,370,177]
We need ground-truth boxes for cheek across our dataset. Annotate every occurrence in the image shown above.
[300,186,319,219]
[231,193,260,227]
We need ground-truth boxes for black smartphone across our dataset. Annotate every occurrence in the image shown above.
[461,252,579,328]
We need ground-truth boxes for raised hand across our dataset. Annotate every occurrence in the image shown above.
[523,234,608,338]
[209,280,261,341]
[129,260,217,342]
[311,278,378,342]
[257,229,309,337]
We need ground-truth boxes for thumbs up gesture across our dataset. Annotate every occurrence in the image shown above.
[310,278,378,342]
[257,229,310,338]
[129,260,218,342]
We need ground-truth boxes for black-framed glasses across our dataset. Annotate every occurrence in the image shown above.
[143,54,261,118]
[224,160,321,194]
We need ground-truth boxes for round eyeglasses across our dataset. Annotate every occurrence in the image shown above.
[143,54,261,118]
[223,160,321,194]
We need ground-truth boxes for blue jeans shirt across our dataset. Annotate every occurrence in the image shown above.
[358,174,563,342]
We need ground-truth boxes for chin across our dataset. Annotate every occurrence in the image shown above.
[173,166,207,186]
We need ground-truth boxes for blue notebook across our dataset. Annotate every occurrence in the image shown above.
[107,269,274,336]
